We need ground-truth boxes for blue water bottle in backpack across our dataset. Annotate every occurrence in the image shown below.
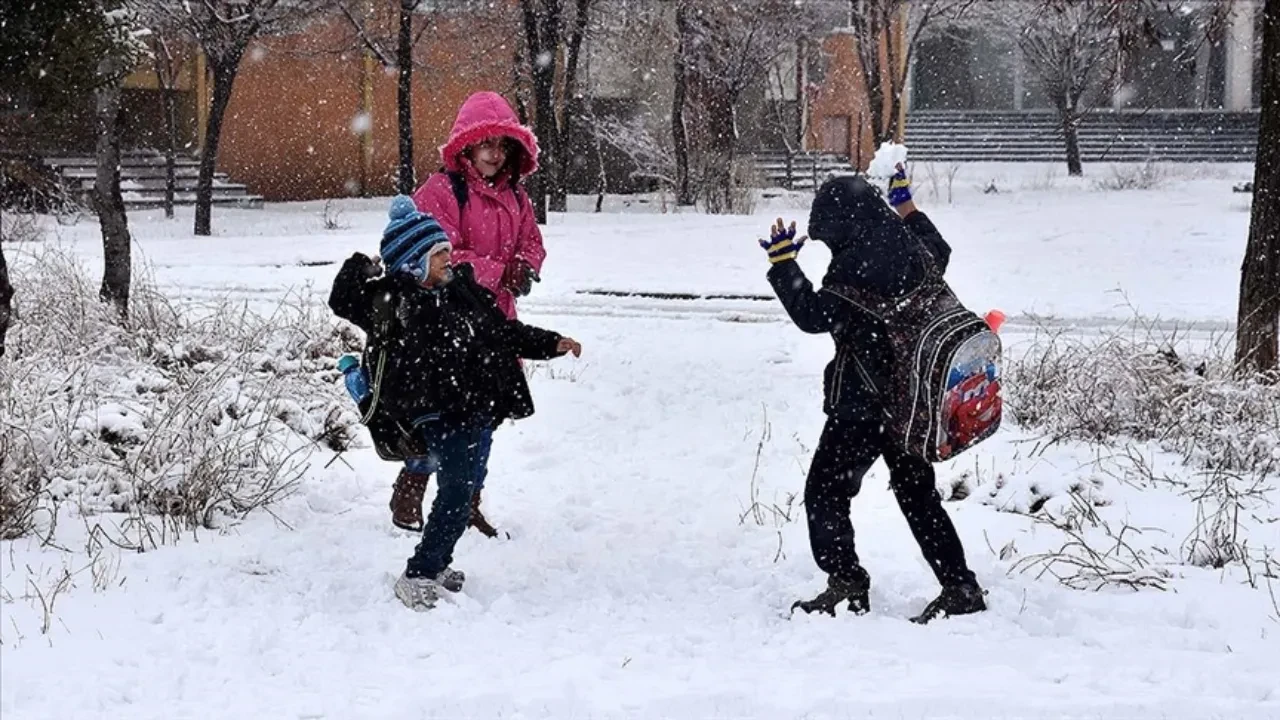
[338,354,370,405]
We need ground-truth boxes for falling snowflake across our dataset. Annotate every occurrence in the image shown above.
[351,112,372,134]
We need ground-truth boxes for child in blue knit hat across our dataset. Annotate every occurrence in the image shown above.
[329,196,582,611]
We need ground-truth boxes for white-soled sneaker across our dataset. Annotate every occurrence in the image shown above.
[394,572,444,611]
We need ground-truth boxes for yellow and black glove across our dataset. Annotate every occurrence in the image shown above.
[887,164,912,208]
[759,218,806,265]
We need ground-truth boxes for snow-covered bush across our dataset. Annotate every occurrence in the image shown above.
[1006,319,1279,572]
[0,247,363,537]
[1091,161,1167,191]
[1006,322,1279,477]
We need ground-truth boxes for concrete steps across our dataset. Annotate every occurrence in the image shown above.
[750,151,855,190]
[44,152,264,210]
[904,110,1259,163]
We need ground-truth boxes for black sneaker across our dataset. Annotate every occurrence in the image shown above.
[792,574,871,617]
[910,582,986,624]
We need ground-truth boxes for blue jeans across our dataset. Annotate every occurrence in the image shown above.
[404,421,486,579]
[405,425,493,491]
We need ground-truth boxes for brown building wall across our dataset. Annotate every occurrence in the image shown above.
[806,23,902,172]
[218,12,516,201]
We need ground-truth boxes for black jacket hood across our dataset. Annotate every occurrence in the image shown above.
[807,175,902,253]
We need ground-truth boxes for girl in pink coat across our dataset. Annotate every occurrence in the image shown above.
[389,91,546,539]
[412,91,545,320]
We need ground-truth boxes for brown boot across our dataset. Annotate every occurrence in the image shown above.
[390,469,430,532]
[469,489,500,538]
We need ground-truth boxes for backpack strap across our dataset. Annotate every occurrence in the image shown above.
[360,280,411,424]
[446,167,525,211]
[445,169,468,211]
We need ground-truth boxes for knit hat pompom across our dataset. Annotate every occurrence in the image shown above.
[388,194,418,221]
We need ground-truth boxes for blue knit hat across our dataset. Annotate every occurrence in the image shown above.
[381,195,451,274]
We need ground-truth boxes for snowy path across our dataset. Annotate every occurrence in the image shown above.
[14,169,1253,325]
[5,312,1278,719]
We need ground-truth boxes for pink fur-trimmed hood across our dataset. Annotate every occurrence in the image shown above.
[439,91,540,177]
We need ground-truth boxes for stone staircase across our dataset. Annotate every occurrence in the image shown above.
[751,151,855,191]
[904,110,1258,163]
[45,152,264,210]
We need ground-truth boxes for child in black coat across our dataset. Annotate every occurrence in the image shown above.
[761,168,984,624]
[330,196,581,611]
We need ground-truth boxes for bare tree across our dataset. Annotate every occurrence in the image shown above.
[94,51,133,317]
[678,0,820,213]
[1016,0,1122,176]
[1236,0,1280,376]
[149,33,181,219]
[95,2,145,317]
[334,0,433,196]
[847,0,978,145]
[672,0,696,206]
[140,0,326,236]
[517,0,596,221]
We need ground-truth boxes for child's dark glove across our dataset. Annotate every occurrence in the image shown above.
[887,164,912,208]
[341,252,383,279]
[503,260,539,297]
[759,218,806,265]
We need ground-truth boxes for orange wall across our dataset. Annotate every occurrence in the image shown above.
[806,21,902,171]
[218,13,515,201]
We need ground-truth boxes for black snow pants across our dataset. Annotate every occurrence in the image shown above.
[805,414,977,588]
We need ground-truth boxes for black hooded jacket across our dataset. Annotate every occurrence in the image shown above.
[329,257,563,428]
[767,175,951,420]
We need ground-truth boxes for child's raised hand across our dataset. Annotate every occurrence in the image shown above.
[759,218,806,265]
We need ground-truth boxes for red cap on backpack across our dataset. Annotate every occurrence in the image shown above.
[984,309,1007,333]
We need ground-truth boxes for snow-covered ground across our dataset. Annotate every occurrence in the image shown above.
[3,163,1277,719]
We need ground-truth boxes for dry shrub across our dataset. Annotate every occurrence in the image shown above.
[0,246,363,537]
[1006,316,1278,576]
[1091,161,1167,191]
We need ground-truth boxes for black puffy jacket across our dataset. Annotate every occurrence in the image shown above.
[767,175,951,421]
[328,257,563,427]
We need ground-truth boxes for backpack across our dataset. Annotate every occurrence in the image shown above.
[823,258,1003,463]
[443,169,523,211]
[352,285,429,462]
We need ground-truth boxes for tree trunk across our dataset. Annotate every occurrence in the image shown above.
[94,62,132,318]
[154,40,178,219]
[0,225,12,360]
[396,0,416,196]
[1235,0,1280,377]
[851,0,891,145]
[549,0,592,214]
[701,80,737,214]
[593,101,607,213]
[163,90,177,219]
[1062,108,1083,176]
[672,2,695,206]
[195,61,240,237]
[521,0,558,225]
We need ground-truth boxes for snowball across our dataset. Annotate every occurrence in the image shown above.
[866,142,908,180]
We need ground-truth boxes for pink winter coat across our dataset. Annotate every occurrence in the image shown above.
[412,91,545,320]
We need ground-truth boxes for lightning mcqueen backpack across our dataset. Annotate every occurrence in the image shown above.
[823,261,1003,463]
